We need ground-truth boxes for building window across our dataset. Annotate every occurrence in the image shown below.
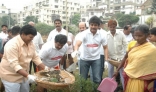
[55,5,58,8]
[55,0,58,3]
[36,10,39,14]
[63,1,65,5]
[14,15,16,17]
[2,11,5,13]
[91,12,94,15]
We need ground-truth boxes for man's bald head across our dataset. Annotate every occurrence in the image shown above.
[28,21,35,26]
[79,22,86,32]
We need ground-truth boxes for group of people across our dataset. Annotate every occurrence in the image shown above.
[72,16,156,92]
[0,15,156,92]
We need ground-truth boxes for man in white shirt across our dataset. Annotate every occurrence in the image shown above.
[47,19,69,42]
[28,21,44,73]
[39,34,68,68]
[73,22,87,72]
[28,21,44,53]
[72,16,108,84]
[99,21,107,80]
[107,19,127,89]
[37,34,68,92]
[60,26,75,72]
[0,25,8,46]
[0,25,8,40]
[123,25,133,43]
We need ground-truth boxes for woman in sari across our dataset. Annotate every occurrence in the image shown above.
[114,25,156,92]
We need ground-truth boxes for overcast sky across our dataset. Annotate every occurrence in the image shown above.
[0,0,90,13]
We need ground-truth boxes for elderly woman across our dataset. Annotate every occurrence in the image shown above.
[114,25,156,92]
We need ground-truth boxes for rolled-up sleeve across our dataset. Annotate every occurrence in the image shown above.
[32,51,42,66]
[5,45,23,72]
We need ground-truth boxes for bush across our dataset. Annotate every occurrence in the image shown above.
[35,23,55,35]
[118,14,139,27]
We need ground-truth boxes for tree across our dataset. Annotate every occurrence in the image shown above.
[71,13,80,26]
[23,16,38,25]
[145,16,153,28]
[118,14,139,27]
[114,13,124,20]
[35,23,55,35]
[151,0,156,14]
[0,17,3,27]
[1,16,15,27]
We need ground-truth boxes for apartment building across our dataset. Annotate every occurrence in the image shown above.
[0,4,8,18]
[100,0,146,15]
[80,0,105,23]
[0,4,18,26]
[17,0,80,26]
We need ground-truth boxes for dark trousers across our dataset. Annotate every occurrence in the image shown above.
[100,55,105,80]
[29,61,36,74]
[60,54,74,70]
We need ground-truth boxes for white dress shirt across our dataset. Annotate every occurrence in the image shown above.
[107,30,127,60]
[125,33,133,43]
[99,28,107,55]
[74,32,83,60]
[32,32,44,53]
[0,31,8,40]
[47,28,71,42]
[78,29,107,60]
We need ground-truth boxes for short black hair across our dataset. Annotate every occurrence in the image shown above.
[134,24,149,35]
[150,27,156,35]
[54,19,62,24]
[124,25,131,30]
[20,25,37,36]
[1,24,8,28]
[89,16,101,26]
[55,34,67,44]
[7,29,12,33]
[12,26,20,35]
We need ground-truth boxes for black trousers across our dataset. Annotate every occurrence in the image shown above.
[29,61,36,74]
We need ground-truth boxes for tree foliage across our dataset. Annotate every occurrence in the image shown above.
[24,16,38,25]
[145,16,153,28]
[151,0,156,14]
[35,23,54,35]
[71,13,80,26]
[114,13,124,20]
[0,16,15,27]
[118,14,139,27]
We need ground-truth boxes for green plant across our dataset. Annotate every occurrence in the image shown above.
[118,14,139,27]
[145,16,153,28]
[35,23,55,35]
[24,16,38,25]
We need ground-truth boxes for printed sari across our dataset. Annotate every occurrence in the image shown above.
[123,42,156,92]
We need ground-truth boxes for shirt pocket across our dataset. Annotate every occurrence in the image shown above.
[116,41,122,51]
